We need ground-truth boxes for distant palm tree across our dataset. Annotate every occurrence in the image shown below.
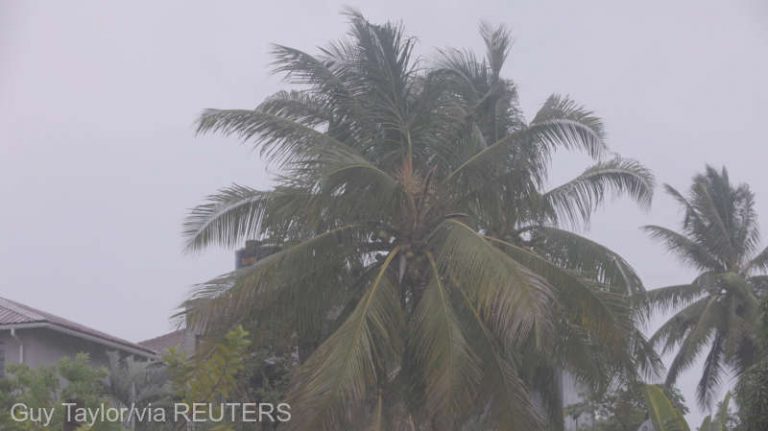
[183,10,656,430]
[103,352,170,430]
[644,166,767,408]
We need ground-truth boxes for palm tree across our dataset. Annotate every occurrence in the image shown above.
[182,10,656,430]
[644,166,767,408]
[103,352,170,430]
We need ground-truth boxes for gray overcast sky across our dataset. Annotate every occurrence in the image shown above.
[1,0,766,423]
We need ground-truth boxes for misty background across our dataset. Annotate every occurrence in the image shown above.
[1,0,766,423]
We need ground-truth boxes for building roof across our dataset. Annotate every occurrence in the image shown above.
[0,296,157,358]
[139,329,186,353]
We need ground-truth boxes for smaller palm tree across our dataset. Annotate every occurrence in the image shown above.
[103,352,170,430]
[644,166,768,407]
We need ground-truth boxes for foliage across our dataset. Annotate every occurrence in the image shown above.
[165,325,253,430]
[736,359,768,431]
[698,392,739,431]
[642,384,690,431]
[566,382,688,431]
[182,10,657,430]
[0,353,125,431]
[735,296,768,431]
[103,351,172,430]
[643,166,767,408]
[568,383,741,431]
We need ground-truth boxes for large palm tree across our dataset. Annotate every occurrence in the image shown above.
[644,166,768,408]
[182,11,656,430]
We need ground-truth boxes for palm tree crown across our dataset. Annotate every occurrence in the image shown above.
[644,166,768,407]
[183,11,657,430]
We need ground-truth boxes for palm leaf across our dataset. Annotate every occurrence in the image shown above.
[643,225,724,271]
[196,108,350,167]
[543,158,654,226]
[287,248,404,431]
[529,226,645,296]
[643,283,703,314]
[642,384,690,431]
[665,297,720,386]
[432,219,555,348]
[182,224,366,332]
[411,253,481,425]
[183,184,270,252]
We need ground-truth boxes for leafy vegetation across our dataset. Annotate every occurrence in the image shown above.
[166,325,251,406]
[698,392,739,431]
[565,382,688,431]
[181,9,658,431]
[0,328,272,431]
[643,166,768,408]
[3,10,766,431]
[735,296,768,431]
[0,353,124,431]
[642,384,691,431]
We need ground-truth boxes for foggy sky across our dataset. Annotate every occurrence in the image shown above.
[2,0,767,423]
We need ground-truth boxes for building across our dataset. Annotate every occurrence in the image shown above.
[0,296,156,377]
[236,240,279,269]
[139,328,198,357]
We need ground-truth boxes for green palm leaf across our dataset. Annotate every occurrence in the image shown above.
[643,384,690,431]
[287,249,404,430]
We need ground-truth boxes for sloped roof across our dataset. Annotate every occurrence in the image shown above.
[139,329,186,353]
[0,296,156,358]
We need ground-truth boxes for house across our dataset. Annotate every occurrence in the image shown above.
[139,328,198,357]
[0,296,156,377]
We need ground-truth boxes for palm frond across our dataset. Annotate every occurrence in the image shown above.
[697,333,726,408]
[487,235,633,353]
[432,219,555,349]
[528,226,645,296]
[456,285,544,430]
[479,22,512,77]
[665,297,720,386]
[643,225,725,272]
[643,384,691,431]
[183,185,269,252]
[746,244,768,274]
[411,253,481,424]
[443,116,607,188]
[650,296,710,355]
[258,90,333,126]
[182,224,366,332]
[287,249,404,431]
[196,108,349,167]
[543,158,654,226]
[530,94,606,157]
[270,44,357,111]
[643,283,704,315]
